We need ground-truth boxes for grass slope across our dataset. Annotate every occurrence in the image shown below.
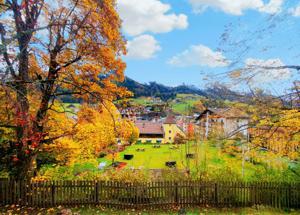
[170,94,202,114]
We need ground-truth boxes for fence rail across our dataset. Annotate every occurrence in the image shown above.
[0,179,299,209]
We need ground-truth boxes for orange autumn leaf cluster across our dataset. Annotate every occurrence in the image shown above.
[44,103,138,165]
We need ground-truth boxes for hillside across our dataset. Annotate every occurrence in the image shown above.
[119,77,206,100]
[120,77,250,102]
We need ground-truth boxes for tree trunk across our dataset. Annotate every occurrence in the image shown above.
[10,153,37,180]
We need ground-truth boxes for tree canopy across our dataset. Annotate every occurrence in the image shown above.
[0,0,130,178]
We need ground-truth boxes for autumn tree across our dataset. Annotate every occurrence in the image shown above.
[0,0,130,179]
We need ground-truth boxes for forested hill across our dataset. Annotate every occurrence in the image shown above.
[120,77,251,102]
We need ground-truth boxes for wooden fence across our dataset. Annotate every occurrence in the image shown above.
[0,179,299,209]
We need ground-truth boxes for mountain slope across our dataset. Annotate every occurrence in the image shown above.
[120,77,249,102]
[120,77,207,100]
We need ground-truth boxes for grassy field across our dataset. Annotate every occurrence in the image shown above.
[170,94,203,114]
[100,144,193,169]
[98,142,271,181]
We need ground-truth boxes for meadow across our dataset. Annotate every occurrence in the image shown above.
[170,94,202,114]
[97,142,295,182]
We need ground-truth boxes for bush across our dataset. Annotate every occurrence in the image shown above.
[73,162,98,176]
[98,152,107,158]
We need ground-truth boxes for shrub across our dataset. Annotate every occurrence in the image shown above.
[98,152,107,158]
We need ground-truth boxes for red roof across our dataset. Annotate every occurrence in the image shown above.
[164,114,176,124]
[135,121,164,135]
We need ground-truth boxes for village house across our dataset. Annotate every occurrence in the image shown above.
[135,114,186,144]
[195,108,249,139]
[119,104,166,121]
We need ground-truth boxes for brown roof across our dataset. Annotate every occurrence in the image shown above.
[164,113,176,124]
[135,121,164,135]
[196,108,249,120]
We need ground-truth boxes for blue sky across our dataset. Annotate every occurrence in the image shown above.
[117,0,300,95]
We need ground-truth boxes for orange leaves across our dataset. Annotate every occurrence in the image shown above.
[187,123,195,140]
[76,107,117,159]
[116,119,139,144]
[65,102,139,160]
[1,0,129,177]
[251,108,300,159]
[28,0,128,105]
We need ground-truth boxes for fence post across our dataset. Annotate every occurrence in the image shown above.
[95,181,99,204]
[175,181,178,205]
[214,183,218,207]
[288,183,291,208]
[51,182,55,207]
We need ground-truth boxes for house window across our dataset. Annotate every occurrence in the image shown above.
[169,130,172,134]
[169,137,172,141]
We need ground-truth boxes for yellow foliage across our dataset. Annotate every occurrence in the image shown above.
[251,109,300,159]
[43,137,80,165]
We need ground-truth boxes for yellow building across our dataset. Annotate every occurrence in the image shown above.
[135,114,185,144]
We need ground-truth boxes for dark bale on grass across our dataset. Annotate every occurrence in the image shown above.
[186,153,194,159]
[165,161,176,168]
[124,154,134,160]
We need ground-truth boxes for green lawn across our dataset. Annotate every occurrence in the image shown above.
[1,206,298,215]
[36,141,296,182]
[100,144,190,169]
[97,141,299,182]
[98,143,269,181]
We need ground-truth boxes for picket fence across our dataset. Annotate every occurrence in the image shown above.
[0,179,299,209]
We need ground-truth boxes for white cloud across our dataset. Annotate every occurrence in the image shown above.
[244,58,291,83]
[260,0,284,14]
[188,0,283,15]
[167,44,230,68]
[117,0,188,36]
[126,35,161,60]
[289,5,300,17]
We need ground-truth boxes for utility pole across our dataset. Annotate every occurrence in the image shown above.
[205,111,209,139]
[242,133,250,178]
[242,141,245,178]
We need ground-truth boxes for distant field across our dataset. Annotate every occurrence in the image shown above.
[129,97,155,106]
[171,100,198,114]
[171,94,203,114]
[59,103,81,117]
[116,94,203,114]
[62,102,81,110]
